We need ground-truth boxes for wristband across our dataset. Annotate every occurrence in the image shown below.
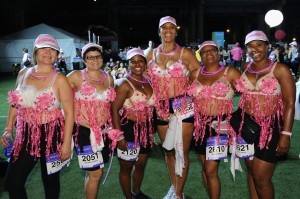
[281,131,292,137]
[4,127,12,131]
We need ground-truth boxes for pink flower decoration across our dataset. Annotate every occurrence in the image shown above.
[80,83,95,96]
[168,64,183,78]
[260,77,278,94]
[235,78,246,92]
[107,129,124,151]
[7,90,22,106]
[200,86,213,98]
[213,82,230,96]
[187,84,197,97]
[35,93,55,110]
[107,88,116,101]
[134,100,147,111]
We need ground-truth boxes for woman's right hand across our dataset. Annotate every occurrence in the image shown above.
[1,130,14,148]
[117,138,128,151]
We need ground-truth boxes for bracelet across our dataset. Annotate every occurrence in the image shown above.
[281,131,292,137]
[4,127,13,131]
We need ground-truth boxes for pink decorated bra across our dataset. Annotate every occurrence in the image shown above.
[188,67,234,100]
[236,62,281,95]
[235,62,284,149]
[74,71,116,146]
[121,78,155,148]
[147,47,190,118]
[7,67,64,160]
[188,67,235,144]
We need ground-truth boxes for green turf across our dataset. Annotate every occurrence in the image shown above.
[0,74,299,199]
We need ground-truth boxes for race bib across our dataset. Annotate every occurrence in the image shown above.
[77,145,104,169]
[236,137,254,158]
[117,142,140,161]
[172,96,194,119]
[46,153,70,175]
[206,136,228,161]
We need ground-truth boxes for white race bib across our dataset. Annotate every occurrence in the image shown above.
[117,142,140,161]
[77,145,104,169]
[206,136,228,160]
[236,137,254,158]
[172,96,194,119]
[46,153,70,175]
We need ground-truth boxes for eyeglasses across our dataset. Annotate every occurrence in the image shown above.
[86,55,103,60]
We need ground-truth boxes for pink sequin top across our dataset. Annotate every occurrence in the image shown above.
[235,62,284,149]
[148,47,190,118]
[188,67,234,143]
[7,68,64,160]
[121,79,155,147]
[73,71,116,146]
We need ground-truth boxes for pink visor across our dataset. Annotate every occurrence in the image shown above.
[199,41,218,53]
[159,16,177,27]
[126,48,145,60]
[81,43,102,57]
[245,30,268,45]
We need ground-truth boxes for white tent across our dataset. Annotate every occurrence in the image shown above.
[0,23,88,72]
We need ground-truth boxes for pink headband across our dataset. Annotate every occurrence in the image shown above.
[126,48,145,60]
[159,16,177,27]
[81,43,102,57]
[34,34,60,51]
[199,41,218,53]
[245,30,268,45]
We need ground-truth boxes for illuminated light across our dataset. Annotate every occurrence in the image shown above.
[177,26,181,30]
[226,29,230,33]
[265,10,283,28]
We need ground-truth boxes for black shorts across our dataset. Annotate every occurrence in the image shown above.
[154,95,194,126]
[196,124,218,155]
[73,124,110,171]
[252,117,282,163]
[121,119,151,154]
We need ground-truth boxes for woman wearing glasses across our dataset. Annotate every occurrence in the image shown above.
[67,43,116,199]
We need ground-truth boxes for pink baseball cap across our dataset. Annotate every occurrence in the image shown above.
[126,48,145,60]
[159,16,177,27]
[199,41,218,53]
[245,30,269,45]
[34,34,60,51]
[81,43,102,57]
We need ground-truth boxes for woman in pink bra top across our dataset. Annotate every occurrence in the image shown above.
[67,43,115,199]
[235,30,295,199]
[189,41,241,199]
[112,48,154,199]
[1,34,74,199]
[145,16,201,199]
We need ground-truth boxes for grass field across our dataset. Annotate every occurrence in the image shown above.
[0,73,299,199]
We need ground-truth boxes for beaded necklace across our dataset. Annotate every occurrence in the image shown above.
[247,60,273,79]
[30,66,56,79]
[128,74,149,89]
[200,63,225,76]
[157,43,179,56]
[83,69,106,83]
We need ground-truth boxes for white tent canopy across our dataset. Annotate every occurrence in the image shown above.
[0,23,88,72]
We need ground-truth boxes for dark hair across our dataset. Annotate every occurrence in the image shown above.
[83,47,102,60]
[23,48,28,53]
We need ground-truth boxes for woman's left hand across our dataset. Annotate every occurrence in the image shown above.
[276,135,290,156]
[59,141,72,161]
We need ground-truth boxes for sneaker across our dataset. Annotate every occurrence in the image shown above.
[174,193,185,199]
[163,185,175,199]
[132,191,152,199]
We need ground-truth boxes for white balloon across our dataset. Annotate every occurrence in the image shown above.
[265,10,284,28]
